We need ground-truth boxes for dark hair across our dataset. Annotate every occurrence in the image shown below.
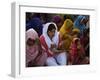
[47,24,56,32]
[83,28,89,36]
[75,38,80,44]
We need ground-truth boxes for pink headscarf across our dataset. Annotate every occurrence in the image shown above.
[26,28,47,67]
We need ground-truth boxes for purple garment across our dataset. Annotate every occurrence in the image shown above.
[26,17,43,36]
[52,15,62,23]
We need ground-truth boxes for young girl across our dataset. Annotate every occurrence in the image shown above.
[26,28,47,67]
[69,38,86,65]
[40,22,67,66]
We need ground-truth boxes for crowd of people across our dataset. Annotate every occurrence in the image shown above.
[26,13,89,67]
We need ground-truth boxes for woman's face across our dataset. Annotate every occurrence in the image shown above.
[27,38,35,46]
[48,29,55,39]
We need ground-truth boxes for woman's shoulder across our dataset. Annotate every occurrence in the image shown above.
[40,35,44,39]
[39,35,46,44]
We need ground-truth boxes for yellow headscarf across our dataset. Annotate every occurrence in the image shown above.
[60,19,73,37]
[59,19,74,51]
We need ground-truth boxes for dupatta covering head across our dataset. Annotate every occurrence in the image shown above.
[26,28,39,66]
[60,19,74,36]
[26,28,47,67]
[52,15,63,24]
[59,19,74,50]
[43,22,59,49]
[69,37,87,64]
[26,28,38,41]
[52,15,64,31]
[74,15,88,34]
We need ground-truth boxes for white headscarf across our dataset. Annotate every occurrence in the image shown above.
[43,22,59,48]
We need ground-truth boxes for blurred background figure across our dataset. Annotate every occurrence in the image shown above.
[52,15,64,31]
[26,17,43,37]
[74,15,89,35]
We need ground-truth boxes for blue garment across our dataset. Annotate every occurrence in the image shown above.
[26,17,43,36]
[74,15,87,35]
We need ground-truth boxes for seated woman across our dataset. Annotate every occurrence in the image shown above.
[26,28,47,67]
[69,38,89,65]
[40,22,67,66]
[59,19,74,52]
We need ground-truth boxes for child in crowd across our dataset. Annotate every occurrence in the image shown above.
[69,37,89,65]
